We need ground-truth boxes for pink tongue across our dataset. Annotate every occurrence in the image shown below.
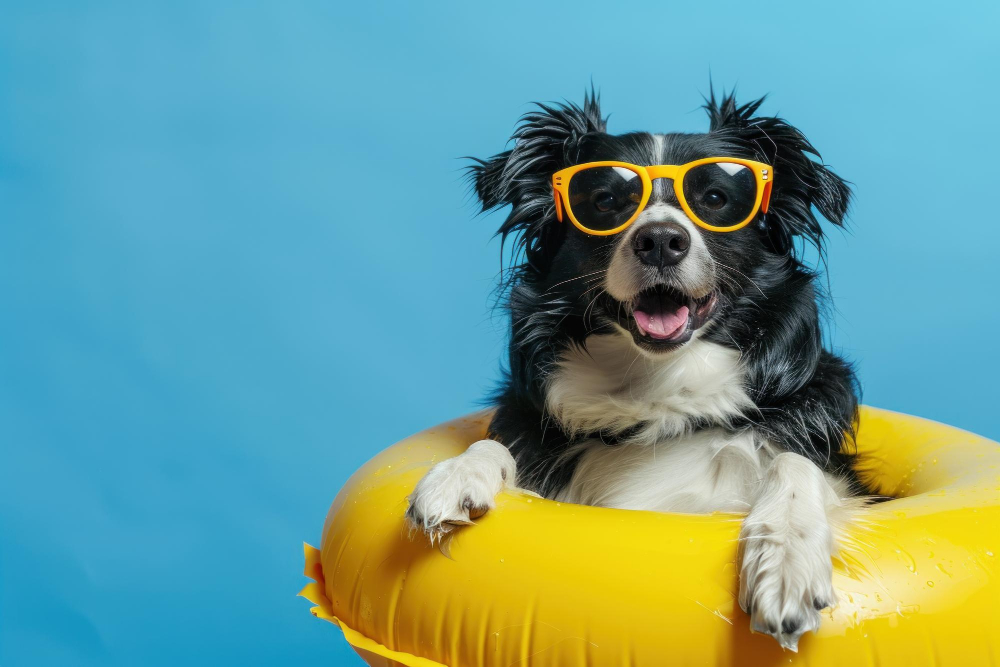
[633,305,689,339]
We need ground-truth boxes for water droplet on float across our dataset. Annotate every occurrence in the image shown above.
[895,548,917,573]
[926,581,935,587]
[987,550,994,557]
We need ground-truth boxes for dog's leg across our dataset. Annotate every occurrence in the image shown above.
[738,452,849,651]
[405,440,516,545]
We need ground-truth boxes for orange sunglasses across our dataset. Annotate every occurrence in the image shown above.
[552,158,774,236]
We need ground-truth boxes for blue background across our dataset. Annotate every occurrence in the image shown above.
[1,1,998,665]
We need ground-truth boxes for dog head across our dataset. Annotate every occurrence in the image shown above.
[470,89,851,357]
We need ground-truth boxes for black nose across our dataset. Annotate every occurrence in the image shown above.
[632,222,690,268]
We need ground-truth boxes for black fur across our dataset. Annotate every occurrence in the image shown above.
[469,88,861,497]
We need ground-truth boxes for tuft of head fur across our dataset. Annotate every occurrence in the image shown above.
[467,88,606,279]
[703,89,852,259]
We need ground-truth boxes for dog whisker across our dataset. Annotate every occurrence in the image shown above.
[715,262,767,298]
[541,270,607,296]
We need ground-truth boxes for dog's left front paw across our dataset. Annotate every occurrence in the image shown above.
[738,518,836,651]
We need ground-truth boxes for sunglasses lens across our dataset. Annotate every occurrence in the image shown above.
[568,165,644,232]
[682,162,759,229]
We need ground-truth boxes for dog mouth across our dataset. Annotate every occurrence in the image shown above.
[617,285,719,351]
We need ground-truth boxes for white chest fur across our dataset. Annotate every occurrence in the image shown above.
[544,333,753,446]
[545,333,766,512]
[555,428,781,512]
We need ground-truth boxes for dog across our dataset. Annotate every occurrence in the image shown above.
[405,88,865,651]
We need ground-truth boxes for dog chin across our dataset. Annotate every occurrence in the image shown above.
[612,285,719,355]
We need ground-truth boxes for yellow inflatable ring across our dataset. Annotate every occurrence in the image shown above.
[300,406,1000,666]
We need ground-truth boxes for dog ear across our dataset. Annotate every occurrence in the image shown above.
[705,90,852,257]
[468,89,606,271]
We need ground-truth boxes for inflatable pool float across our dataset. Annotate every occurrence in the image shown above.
[300,406,1000,666]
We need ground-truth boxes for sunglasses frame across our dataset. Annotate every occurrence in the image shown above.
[552,158,774,236]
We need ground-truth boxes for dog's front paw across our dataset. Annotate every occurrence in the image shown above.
[405,439,515,545]
[738,517,836,651]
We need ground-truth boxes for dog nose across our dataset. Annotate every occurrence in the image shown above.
[632,222,690,268]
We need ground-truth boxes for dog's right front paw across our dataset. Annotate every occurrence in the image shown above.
[405,439,515,545]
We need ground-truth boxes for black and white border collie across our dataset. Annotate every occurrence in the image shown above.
[406,89,865,650]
